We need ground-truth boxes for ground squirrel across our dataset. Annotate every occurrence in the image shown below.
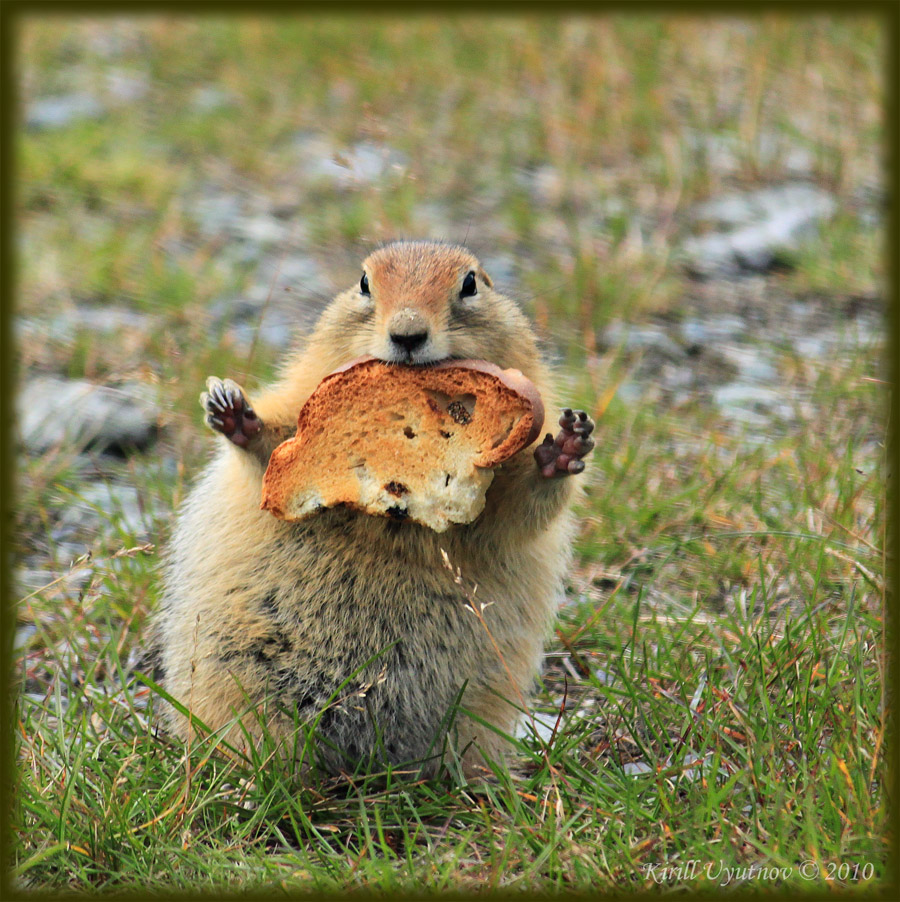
[154,240,594,778]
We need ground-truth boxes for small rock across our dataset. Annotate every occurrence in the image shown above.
[209,255,331,348]
[682,182,837,275]
[193,193,244,238]
[615,380,648,405]
[16,568,93,595]
[601,322,683,358]
[191,189,312,255]
[480,254,518,287]
[256,255,332,298]
[659,363,694,391]
[55,482,150,539]
[191,86,232,112]
[712,384,782,408]
[17,307,157,342]
[679,315,746,346]
[794,334,834,359]
[300,139,408,188]
[712,383,794,427]
[514,713,560,744]
[23,692,66,712]
[695,183,833,229]
[678,753,721,783]
[232,215,289,245]
[685,129,815,179]
[412,201,452,233]
[791,318,882,360]
[105,69,149,103]
[18,377,159,455]
[207,296,262,325]
[59,543,94,565]
[26,93,105,130]
[85,25,137,60]
[224,310,302,351]
[717,344,778,383]
[516,164,566,205]
[14,624,37,652]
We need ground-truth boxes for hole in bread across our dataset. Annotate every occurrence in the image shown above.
[456,393,477,417]
[425,389,452,411]
[403,426,416,439]
[444,473,452,487]
[350,457,366,468]
[388,411,405,421]
[425,390,477,424]
[490,417,515,449]
[384,481,408,497]
[439,430,452,439]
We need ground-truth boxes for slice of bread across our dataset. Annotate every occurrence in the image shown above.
[260,357,544,532]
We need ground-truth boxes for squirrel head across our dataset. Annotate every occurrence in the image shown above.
[318,241,540,373]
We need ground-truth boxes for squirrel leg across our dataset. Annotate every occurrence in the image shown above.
[533,408,595,478]
[200,377,292,467]
[478,408,594,540]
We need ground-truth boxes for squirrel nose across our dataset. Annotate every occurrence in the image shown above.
[388,307,430,355]
[390,331,428,353]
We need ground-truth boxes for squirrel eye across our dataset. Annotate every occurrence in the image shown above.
[360,273,370,296]
[460,271,477,299]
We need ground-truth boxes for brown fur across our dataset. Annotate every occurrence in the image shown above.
[154,241,583,778]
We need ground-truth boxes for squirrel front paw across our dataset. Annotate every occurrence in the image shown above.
[200,377,262,449]
[534,408,595,478]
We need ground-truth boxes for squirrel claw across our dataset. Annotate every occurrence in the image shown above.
[201,377,261,448]
[534,409,595,478]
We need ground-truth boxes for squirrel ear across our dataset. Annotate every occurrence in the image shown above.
[477,266,493,288]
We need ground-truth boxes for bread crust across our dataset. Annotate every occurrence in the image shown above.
[259,357,545,530]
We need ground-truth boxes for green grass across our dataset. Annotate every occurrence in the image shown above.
[10,12,889,894]
[12,348,888,891]
[12,398,888,890]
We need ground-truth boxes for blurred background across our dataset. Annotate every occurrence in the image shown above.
[15,12,886,588]
[14,8,888,666]
[11,12,890,890]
